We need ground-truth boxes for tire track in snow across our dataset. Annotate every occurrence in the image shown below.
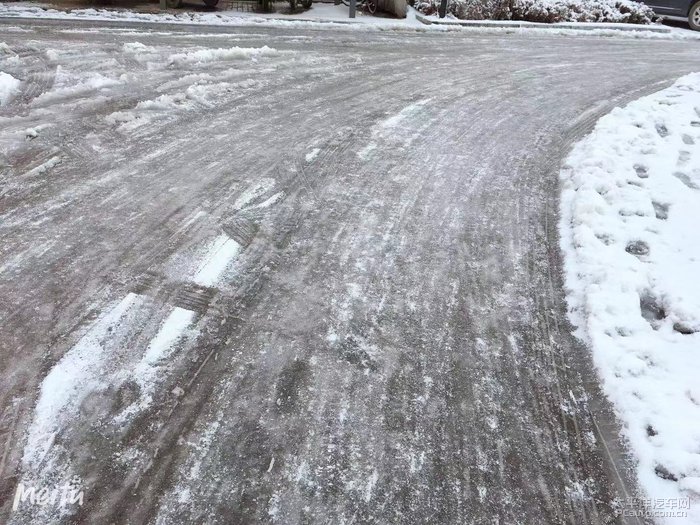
[14,172,284,521]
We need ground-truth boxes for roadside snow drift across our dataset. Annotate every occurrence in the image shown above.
[560,73,700,522]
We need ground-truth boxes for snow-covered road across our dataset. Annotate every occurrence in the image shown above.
[1,18,699,523]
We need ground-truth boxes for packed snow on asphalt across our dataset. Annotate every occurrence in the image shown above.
[1,15,700,525]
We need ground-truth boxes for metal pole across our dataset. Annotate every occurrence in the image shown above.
[160,0,167,10]
[438,0,447,17]
[349,0,356,18]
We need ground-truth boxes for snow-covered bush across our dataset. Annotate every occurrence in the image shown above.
[411,0,656,24]
[511,0,655,23]
[412,0,510,18]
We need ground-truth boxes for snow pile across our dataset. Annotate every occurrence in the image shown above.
[122,41,150,54]
[168,45,279,66]
[106,80,251,130]
[122,41,161,63]
[560,73,700,520]
[412,0,655,23]
[1,41,21,67]
[32,65,121,105]
[0,70,20,106]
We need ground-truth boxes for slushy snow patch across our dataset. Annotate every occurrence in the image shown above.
[560,73,700,522]
[305,148,320,163]
[23,293,144,469]
[113,306,197,422]
[233,178,277,210]
[0,71,20,106]
[193,234,242,287]
[32,66,121,105]
[168,46,279,66]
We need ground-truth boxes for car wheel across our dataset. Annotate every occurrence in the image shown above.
[690,1,700,31]
[203,0,219,6]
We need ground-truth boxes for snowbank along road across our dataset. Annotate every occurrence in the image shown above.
[560,73,700,523]
[0,18,699,524]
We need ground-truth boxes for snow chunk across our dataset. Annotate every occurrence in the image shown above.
[122,41,150,53]
[0,71,20,106]
[305,148,320,163]
[25,156,62,177]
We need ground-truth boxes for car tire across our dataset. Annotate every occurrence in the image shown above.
[203,0,219,6]
[690,1,700,31]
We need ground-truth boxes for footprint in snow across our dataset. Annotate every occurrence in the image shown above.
[672,171,698,189]
[655,124,669,137]
[639,292,666,326]
[634,164,649,179]
[626,240,649,257]
[655,465,678,482]
[673,321,697,335]
[652,201,669,220]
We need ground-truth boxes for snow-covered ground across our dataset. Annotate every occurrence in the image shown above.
[1,1,699,39]
[0,2,429,30]
[560,73,700,523]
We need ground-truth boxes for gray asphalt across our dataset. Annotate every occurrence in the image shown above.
[1,17,698,524]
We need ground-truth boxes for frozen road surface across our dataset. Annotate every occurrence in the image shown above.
[0,18,698,524]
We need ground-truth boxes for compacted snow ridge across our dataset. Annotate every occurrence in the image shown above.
[168,45,280,65]
[560,73,700,522]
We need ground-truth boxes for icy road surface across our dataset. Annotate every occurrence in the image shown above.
[0,18,698,524]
